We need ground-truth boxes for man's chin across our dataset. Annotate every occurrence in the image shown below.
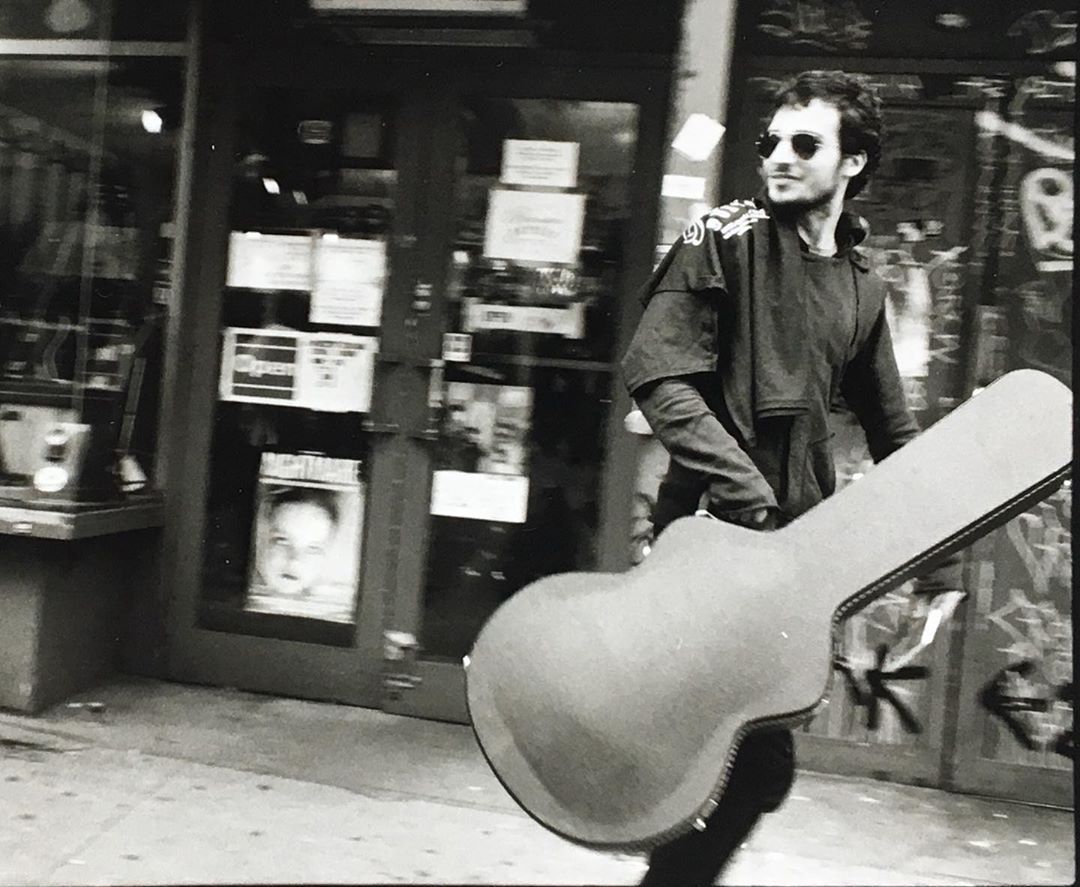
[768,195,810,220]
[767,191,828,220]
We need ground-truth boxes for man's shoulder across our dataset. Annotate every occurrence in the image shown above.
[680,198,770,247]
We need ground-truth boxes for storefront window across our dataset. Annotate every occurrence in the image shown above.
[0,44,186,507]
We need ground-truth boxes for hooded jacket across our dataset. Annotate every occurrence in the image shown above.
[621,196,923,528]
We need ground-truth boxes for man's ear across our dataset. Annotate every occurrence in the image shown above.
[842,150,867,181]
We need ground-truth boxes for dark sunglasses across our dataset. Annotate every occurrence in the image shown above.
[756,132,825,160]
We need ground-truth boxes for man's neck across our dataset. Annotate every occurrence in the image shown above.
[795,192,846,256]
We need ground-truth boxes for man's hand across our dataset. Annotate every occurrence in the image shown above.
[696,505,779,530]
[742,507,778,529]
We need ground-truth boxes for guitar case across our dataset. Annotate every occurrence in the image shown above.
[464,369,1072,851]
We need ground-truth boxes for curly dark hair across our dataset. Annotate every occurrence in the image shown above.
[768,70,883,199]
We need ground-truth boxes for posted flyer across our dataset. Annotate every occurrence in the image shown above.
[483,189,586,264]
[245,451,364,623]
[430,382,532,523]
[310,236,387,327]
[219,327,378,413]
[226,232,314,292]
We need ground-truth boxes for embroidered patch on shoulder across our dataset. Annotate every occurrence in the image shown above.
[681,217,706,246]
[682,201,768,245]
[721,207,769,240]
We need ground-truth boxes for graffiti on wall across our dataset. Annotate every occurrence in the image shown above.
[972,76,1074,386]
[750,4,1076,59]
[829,587,935,741]
[850,105,974,418]
[971,482,1072,764]
[980,660,1073,759]
[862,233,969,417]
[1020,167,1074,265]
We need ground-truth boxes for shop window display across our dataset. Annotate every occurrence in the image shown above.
[0,53,185,507]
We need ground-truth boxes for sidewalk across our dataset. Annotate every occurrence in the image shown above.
[1,676,1074,885]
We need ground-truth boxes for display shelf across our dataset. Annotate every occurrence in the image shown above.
[0,493,164,540]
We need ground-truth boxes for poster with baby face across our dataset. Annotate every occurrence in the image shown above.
[245,452,364,623]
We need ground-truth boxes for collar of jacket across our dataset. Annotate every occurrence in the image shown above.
[744,196,810,429]
[833,208,872,271]
[737,196,873,442]
[757,193,872,265]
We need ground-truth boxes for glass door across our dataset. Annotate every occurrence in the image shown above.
[167,52,669,717]
[424,96,640,649]
[383,71,666,722]
[166,50,445,706]
[200,86,394,643]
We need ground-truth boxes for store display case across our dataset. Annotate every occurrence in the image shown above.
[0,40,187,711]
[0,207,160,508]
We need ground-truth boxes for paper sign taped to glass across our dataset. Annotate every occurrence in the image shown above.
[483,189,585,264]
[245,451,364,623]
[462,298,585,338]
[430,382,532,523]
[226,232,314,291]
[310,236,387,326]
[500,139,580,188]
[218,327,378,412]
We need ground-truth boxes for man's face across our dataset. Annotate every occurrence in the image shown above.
[262,501,336,597]
[760,98,861,212]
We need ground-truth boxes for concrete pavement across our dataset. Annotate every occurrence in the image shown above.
[1,676,1074,885]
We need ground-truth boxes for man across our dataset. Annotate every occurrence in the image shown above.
[621,70,964,885]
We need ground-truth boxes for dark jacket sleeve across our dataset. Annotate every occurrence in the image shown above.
[634,376,779,523]
[841,305,963,595]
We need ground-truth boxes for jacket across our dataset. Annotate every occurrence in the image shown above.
[621,196,921,527]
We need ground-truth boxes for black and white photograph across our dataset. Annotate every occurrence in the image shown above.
[244,451,364,623]
[0,2,1073,886]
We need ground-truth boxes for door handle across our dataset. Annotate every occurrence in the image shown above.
[383,629,422,699]
[411,282,433,314]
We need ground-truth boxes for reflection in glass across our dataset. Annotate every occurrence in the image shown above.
[0,57,184,504]
[422,362,612,660]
